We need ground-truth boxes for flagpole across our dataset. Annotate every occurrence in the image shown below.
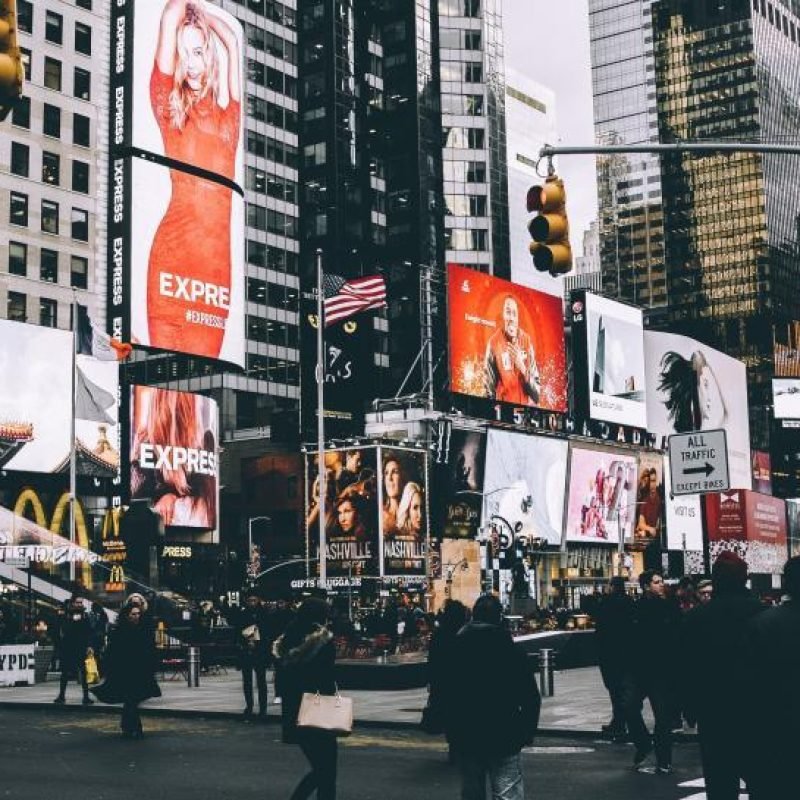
[316,249,327,588]
[69,292,78,584]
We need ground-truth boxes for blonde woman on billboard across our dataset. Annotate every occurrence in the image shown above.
[148,0,241,358]
[396,482,424,538]
[382,456,405,535]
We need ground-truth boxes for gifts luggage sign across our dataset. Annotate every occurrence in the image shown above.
[668,429,730,496]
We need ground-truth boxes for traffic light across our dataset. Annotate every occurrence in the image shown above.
[0,0,24,121]
[527,175,572,275]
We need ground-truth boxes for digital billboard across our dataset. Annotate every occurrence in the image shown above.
[571,291,647,428]
[305,447,380,578]
[564,445,638,544]
[447,264,567,412]
[644,331,752,490]
[772,379,800,420]
[634,451,664,548]
[129,386,219,533]
[434,428,486,540]
[482,430,567,547]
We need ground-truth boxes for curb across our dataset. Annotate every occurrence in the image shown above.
[0,701,699,742]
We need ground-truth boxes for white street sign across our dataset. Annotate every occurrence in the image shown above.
[3,557,30,569]
[668,429,730,496]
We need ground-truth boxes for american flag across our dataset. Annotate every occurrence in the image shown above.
[323,273,387,327]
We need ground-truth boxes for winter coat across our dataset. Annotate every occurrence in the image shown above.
[443,622,541,759]
[58,611,92,668]
[230,605,271,663]
[272,624,336,742]
[93,621,161,705]
[594,592,635,674]
[629,594,682,688]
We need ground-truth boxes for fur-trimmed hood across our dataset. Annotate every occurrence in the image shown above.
[272,624,333,665]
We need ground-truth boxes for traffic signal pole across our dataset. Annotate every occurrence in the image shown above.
[540,141,800,158]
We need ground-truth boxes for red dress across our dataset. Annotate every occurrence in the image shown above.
[147,65,240,358]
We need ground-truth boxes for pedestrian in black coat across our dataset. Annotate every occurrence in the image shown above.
[745,556,800,800]
[229,590,271,718]
[272,597,338,800]
[442,595,541,800]
[681,551,763,799]
[96,603,161,738]
[53,596,94,705]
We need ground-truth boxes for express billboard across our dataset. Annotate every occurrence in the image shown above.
[129,386,219,533]
[571,291,647,428]
[447,264,567,412]
[564,445,638,544]
[644,331,752,490]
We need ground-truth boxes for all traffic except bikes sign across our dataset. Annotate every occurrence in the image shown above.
[668,429,730,496]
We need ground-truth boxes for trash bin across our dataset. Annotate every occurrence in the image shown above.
[538,648,555,697]
[187,646,200,688]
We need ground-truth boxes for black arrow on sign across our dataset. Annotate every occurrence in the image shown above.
[684,462,714,477]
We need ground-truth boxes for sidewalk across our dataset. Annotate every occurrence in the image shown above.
[0,666,672,738]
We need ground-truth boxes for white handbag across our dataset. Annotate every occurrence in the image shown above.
[297,688,353,736]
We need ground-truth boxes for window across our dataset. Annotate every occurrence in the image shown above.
[71,208,89,240]
[46,11,63,44]
[468,128,485,149]
[469,195,487,216]
[10,142,29,177]
[40,249,59,283]
[76,0,93,8]
[43,103,61,137]
[72,160,89,193]
[20,48,31,80]
[10,192,28,226]
[74,67,91,100]
[467,161,486,182]
[471,229,488,251]
[73,113,90,146]
[75,22,92,55]
[44,57,62,91]
[8,242,27,277]
[70,255,89,289]
[464,0,481,16]
[7,292,27,322]
[466,94,484,115]
[42,200,59,234]
[465,63,483,83]
[12,96,30,128]
[40,298,58,328]
[465,30,481,50]
[42,151,61,185]
[17,0,33,33]
[303,142,326,167]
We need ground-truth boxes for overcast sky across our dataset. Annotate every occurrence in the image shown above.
[503,0,598,256]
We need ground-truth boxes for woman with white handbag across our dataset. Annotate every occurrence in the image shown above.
[273,597,347,800]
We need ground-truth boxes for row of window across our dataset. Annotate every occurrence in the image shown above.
[8,242,88,289]
[441,61,484,84]
[10,142,90,193]
[444,227,489,251]
[41,9,93,56]
[443,126,485,149]
[246,129,299,169]
[246,277,299,309]
[443,160,487,183]
[440,28,482,51]
[245,354,299,386]
[12,98,91,147]
[246,95,298,133]
[439,0,482,18]
[246,204,298,238]
[246,62,297,100]
[246,240,299,275]
[29,54,92,101]
[7,291,60,328]
[441,93,484,116]
[246,24,297,64]
[246,315,299,348]
[245,167,297,204]
[9,192,89,241]
[231,0,297,30]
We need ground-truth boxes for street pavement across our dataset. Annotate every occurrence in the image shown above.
[0,708,715,800]
[0,665,659,736]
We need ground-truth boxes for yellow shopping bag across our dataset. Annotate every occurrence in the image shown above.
[85,650,100,685]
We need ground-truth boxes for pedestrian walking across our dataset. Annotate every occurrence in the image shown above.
[94,601,161,738]
[88,601,109,659]
[681,552,763,799]
[53,595,94,706]
[594,576,634,741]
[745,556,800,800]
[273,597,338,800]
[623,570,681,774]
[230,589,270,719]
[442,594,541,800]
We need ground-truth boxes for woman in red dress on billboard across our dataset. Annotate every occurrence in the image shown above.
[148,0,241,358]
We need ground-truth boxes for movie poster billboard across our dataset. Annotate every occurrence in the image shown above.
[436,428,486,539]
[305,448,380,578]
[571,291,647,428]
[129,386,219,534]
[633,451,664,548]
[447,264,567,412]
[772,379,800,419]
[482,430,567,547]
[564,445,639,544]
[644,331,752,490]
[381,447,428,577]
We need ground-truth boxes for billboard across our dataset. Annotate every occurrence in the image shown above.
[482,430,567,547]
[571,291,647,428]
[663,457,704,553]
[788,499,800,557]
[305,447,380,578]
[109,0,245,367]
[751,451,772,495]
[564,445,638,544]
[634,451,664,548]
[772,379,800,420]
[129,386,219,532]
[435,428,486,539]
[430,539,482,614]
[447,264,567,412]
[644,331,752,490]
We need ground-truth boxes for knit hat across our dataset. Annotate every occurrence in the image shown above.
[712,551,748,592]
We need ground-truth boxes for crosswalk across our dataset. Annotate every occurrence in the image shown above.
[678,776,749,799]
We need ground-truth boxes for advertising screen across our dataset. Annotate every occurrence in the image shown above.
[482,430,567,547]
[772,379,800,419]
[435,428,486,539]
[634,451,664,548]
[381,447,428,577]
[583,293,647,427]
[305,447,380,578]
[644,331,752,490]
[564,445,639,544]
[130,386,219,532]
[447,264,567,412]
[0,320,72,473]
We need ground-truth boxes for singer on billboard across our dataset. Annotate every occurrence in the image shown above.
[484,296,541,405]
[148,0,241,357]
